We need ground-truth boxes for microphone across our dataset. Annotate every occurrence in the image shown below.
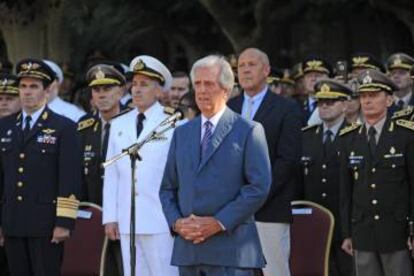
[161,107,184,126]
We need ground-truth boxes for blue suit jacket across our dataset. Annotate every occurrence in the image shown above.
[160,107,271,268]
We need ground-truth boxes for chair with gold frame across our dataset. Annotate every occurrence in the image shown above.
[61,202,108,276]
[289,200,334,276]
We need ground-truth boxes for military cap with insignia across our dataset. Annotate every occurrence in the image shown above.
[302,56,332,76]
[349,53,385,72]
[267,67,283,85]
[16,58,56,85]
[0,73,19,95]
[291,62,303,81]
[358,69,398,94]
[314,79,353,100]
[86,64,126,87]
[129,55,172,91]
[0,58,13,74]
[386,52,414,71]
[280,69,295,86]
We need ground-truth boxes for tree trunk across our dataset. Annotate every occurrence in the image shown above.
[0,0,71,64]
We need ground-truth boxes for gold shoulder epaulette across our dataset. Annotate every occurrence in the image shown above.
[396,119,414,131]
[392,106,414,119]
[111,107,134,120]
[339,123,361,136]
[77,117,95,131]
[301,124,318,132]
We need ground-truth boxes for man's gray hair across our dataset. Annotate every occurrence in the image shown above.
[190,55,235,92]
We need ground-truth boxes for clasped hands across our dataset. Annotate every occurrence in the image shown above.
[174,214,223,244]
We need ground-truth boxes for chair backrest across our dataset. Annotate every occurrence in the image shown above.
[61,202,108,276]
[290,200,334,276]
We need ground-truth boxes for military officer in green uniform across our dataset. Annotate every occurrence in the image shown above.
[386,53,414,115]
[339,69,414,276]
[301,79,354,276]
[78,63,127,276]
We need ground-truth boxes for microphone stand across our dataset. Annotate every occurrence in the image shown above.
[102,119,178,276]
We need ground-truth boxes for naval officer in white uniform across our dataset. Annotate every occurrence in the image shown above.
[103,55,178,276]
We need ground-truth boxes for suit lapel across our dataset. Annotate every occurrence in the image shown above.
[197,108,235,173]
[229,94,243,114]
[189,117,201,172]
[14,112,24,145]
[253,90,273,122]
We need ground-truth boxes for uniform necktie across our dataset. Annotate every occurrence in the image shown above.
[23,115,32,137]
[136,113,145,139]
[101,122,110,161]
[397,99,405,111]
[201,121,213,159]
[245,98,254,120]
[323,129,333,156]
[368,126,377,158]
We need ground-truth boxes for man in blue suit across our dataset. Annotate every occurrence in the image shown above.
[160,55,271,276]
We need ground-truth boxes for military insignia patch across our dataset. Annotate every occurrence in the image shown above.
[396,119,414,131]
[42,128,56,134]
[134,59,145,71]
[391,106,414,119]
[41,111,48,120]
[95,67,105,79]
[352,56,369,65]
[339,123,361,136]
[77,118,95,131]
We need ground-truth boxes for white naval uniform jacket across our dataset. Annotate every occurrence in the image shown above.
[103,102,174,234]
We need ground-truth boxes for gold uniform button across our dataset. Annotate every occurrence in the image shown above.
[371,168,376,173]
[17,196,23,201]
[322,164,327,169]
[18,167,24,173]
[372,199,378,205]
[374,215,380,220]
[19,153,25,159]
[371,184,376,189]
[17,181,23,187]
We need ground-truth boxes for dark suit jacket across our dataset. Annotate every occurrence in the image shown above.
[228,90,302,223]
[339,118,414,252]
[0,107,82,236]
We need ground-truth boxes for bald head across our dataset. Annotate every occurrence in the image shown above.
[237,48,271,95]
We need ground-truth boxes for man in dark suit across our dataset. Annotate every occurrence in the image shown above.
[339,69,414,276]
[160,55,271,276]
[227,48,302,276]
[0,58,82,275]
[301,79,354,276]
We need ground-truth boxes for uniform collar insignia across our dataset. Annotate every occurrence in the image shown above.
[41,111,48,120]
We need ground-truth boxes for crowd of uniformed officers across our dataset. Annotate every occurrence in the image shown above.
[0,48,413,276]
